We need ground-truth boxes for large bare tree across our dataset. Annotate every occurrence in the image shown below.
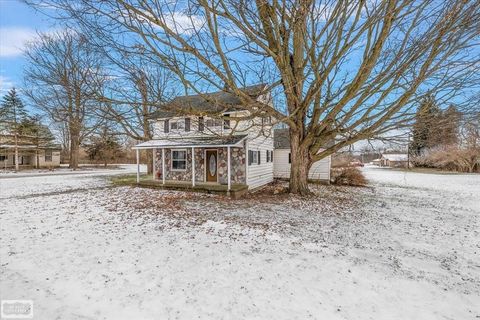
[28,0,480,193]
[97,55,176,173]
[24,30,106,169]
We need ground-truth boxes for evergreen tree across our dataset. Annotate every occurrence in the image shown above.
[411,95,441,156]
[0,88,29,171]
[0,88,28,131]
[18,116,55,143]
[438,105,461,146]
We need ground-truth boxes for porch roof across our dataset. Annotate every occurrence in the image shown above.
[0,144,62,150]
[133,135,247,150]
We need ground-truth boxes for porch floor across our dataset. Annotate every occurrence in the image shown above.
[137,179,248,199]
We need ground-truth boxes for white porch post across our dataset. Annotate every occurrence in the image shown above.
[152,149,156,180]
[192,147,195,187]
[227,146,231,191]
[162,148,165,185]
[136,149,140,183]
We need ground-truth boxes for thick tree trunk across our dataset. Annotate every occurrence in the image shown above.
[288,131,312,195]
[69,134,80,170]
[146,150,153,174]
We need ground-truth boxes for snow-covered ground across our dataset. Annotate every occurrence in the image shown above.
[0,166,478,319]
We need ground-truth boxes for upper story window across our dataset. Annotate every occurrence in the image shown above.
[223,114,231,129]
[261,116,272,126]
[164,118,190,133]
[205,118,222,128]
[170,119,185,131]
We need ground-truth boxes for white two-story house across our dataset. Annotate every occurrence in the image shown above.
[133,84,275,194]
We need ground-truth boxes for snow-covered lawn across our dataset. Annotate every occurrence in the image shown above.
[1,166,478,319]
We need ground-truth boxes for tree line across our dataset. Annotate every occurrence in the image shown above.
[7,0,480,193]
[411,96,479,172]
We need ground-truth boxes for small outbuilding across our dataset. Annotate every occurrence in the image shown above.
[273,128,331,184]
[380,153,409,168]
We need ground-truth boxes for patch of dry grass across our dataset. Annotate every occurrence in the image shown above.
[330,167,367,186]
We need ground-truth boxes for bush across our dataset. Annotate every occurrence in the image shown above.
[413,145,479,173]
[330,167,367,186]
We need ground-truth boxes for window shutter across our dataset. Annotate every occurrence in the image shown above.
[185,118,191,132]
[258,151,261,164]
[223,115,230,129]
[266,150,269,162]
[271,151,274,162]
[198,117,204,131]
[248,150,252,166]
[288,153,291,164]
[164,119,169,133]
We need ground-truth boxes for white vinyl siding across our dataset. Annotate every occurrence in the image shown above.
[247,135,274,190]
[274,149,331,182]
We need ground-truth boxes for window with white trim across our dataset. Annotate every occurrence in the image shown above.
[171,150,187,170]
[266,150,273,162]
[170,119,185,131]
[45,150,52,162]
[248,150,260,166]
[205,118,222,128]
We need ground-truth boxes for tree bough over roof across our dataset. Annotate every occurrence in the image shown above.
[274,128,334,149]
[150,84,267,119]
[274,128,290,149]
[133,135,248,149]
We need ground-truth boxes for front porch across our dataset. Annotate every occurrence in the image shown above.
[133,135,248,196]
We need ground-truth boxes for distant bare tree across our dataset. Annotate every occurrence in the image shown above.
[24,30,106,169]
[98,56,176,173]
[27,0,480,193]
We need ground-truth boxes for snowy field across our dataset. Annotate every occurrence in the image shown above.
[0,166,479,319]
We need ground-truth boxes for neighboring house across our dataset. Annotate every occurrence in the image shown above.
[133,84,274,193]
[0,134,61,170]
[273,128,331,184]
[372,158,382,166]
[380,153,409,168]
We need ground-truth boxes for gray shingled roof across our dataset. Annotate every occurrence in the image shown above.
[274,128,290,149]
[150,84,267,119]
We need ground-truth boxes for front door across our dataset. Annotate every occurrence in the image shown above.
[206,150,218,182]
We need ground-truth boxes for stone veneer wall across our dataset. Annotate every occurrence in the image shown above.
[217,147,246,184]
[194,148,204,182]
[154,147,245,184]
[154,148,193,181]
[230,147,246,184]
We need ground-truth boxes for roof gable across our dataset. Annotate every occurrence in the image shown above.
[151,84,268,119]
